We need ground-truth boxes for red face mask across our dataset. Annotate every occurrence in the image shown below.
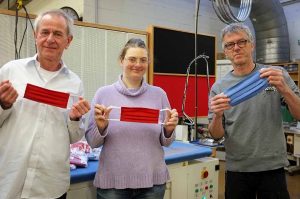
[120,107,160,124]
[24,83,70,108]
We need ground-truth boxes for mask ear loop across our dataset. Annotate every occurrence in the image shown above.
[159,108,171,125]
[66,93,81,110]
[106,106,121,121]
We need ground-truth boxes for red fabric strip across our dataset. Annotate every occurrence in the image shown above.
[24,83,70,108]
[120,107,160,124]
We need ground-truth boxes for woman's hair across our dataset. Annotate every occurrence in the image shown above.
[221,23,254,49]
[34,9,74,36]
[119,38,148,61]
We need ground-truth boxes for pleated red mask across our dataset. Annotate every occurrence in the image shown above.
[24,83,70,108]
[120,107,160,124]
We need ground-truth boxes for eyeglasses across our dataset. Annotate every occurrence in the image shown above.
[224,39,249,50]
[125,57,149,65]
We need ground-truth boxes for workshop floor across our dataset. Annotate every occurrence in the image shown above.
[218,161,300,199]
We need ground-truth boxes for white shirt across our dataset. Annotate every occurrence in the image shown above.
[0,55,86,199]
[36,63,61,82]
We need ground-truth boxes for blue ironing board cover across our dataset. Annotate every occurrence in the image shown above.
[70,141,212,183]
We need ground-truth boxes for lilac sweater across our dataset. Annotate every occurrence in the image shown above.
[85,76,175,189]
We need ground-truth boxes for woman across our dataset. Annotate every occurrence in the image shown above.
[85,38,178,199]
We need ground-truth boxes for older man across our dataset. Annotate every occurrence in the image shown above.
[208,23,300,199]
[0,9,90,199]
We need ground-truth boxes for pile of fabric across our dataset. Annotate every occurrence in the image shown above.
[70,140,101,170]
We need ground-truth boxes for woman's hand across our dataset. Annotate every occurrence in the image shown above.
[163,108,179,137]
[94,104,112,133]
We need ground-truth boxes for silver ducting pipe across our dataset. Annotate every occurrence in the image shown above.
[251,0,290,63]
[220,0,290,63]
[212,0,253,24]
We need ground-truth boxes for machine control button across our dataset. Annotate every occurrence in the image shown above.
[201,170,209,178]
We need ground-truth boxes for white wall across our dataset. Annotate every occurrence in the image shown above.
[83,0,227,51]
[83,0,300,59]
[282,2,300,61]
[25,0,83,18]
[18,0,300,59]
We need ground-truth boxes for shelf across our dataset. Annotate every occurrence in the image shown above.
[289,72,298,82]
[269,61,300,88]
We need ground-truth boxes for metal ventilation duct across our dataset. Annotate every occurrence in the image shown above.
[251,0,290,63]
[212,0,253,24]
[229,0,290,63]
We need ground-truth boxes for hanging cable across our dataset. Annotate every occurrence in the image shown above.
[181,54,209,128]
[212,0,252,24]
[14,1,19,59]
[14,0,37,59]
[22,5,37,53]
[204,57,210,95]
[18,10,28,58]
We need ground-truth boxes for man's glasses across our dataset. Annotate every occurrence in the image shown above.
[125,57,148,65]
[224,39,249,50]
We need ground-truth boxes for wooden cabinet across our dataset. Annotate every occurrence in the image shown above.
[270,61,300,88]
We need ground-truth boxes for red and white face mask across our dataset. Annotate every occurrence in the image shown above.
[108,106,169,124]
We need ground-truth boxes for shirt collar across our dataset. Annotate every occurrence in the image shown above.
[28,54,69,74]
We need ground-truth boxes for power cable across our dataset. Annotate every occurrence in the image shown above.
[14,0,36,59]
[181,54,210,139]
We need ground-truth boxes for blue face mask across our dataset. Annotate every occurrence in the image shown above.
[223,70,269,106]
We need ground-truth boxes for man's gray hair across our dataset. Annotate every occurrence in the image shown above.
[221,23,254,49]
[34,9,74,36]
